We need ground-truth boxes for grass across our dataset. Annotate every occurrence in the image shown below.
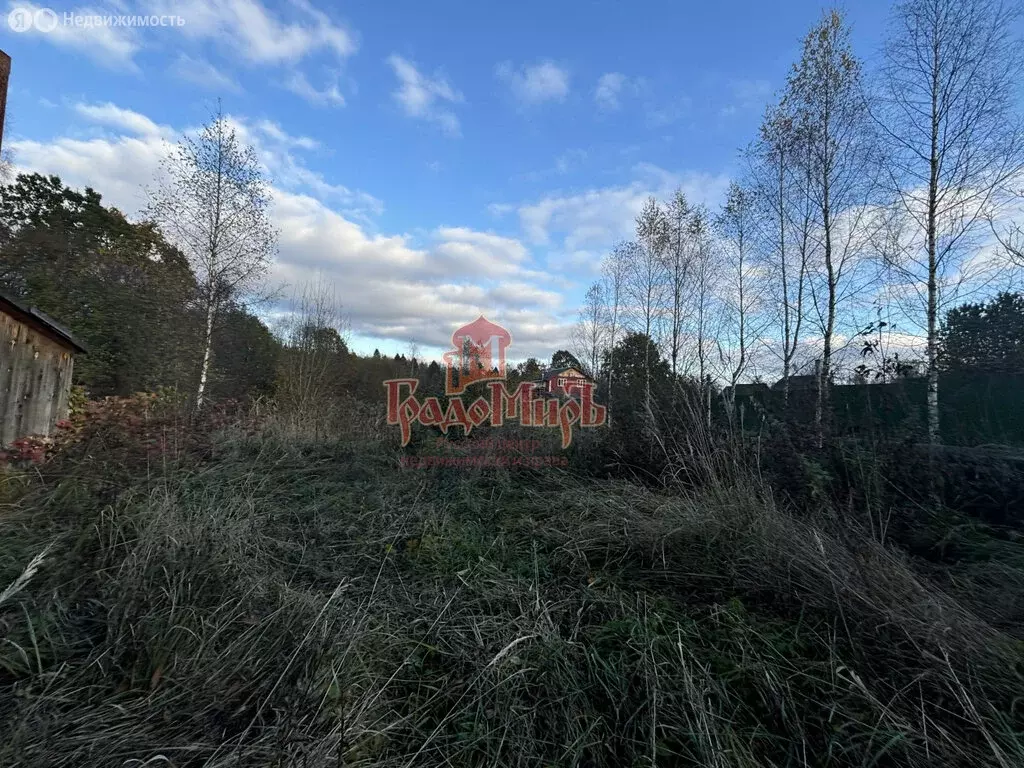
[1,428,1023,767]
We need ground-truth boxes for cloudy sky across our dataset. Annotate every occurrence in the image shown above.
[0,0,897,362]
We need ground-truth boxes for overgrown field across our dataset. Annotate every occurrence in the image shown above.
[2,429,1024,767]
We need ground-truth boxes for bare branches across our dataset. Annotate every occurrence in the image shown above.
[274,276,350,437]
[783,9,877,437]
[875,0,1024,442]
[629,198,670,348]
[146,104,278,409]
[571,281,608,379]
[747,103,812,401]
[661,189,695,381]
[715,182,769,397]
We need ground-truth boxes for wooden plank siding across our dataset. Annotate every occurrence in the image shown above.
[0,311,76,446]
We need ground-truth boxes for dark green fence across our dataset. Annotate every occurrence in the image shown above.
[731,373,1024,446]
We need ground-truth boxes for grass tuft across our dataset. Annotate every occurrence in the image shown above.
[1,432,1022,766]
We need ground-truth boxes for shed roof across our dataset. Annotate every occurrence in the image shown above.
[541,366,589,382]
[770,374,817,391]
[0,289,87,354]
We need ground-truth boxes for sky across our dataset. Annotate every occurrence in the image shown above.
[1,0,901,363]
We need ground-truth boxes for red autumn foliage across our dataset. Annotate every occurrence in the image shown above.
[1,389,254,471]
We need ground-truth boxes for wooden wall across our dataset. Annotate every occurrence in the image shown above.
[0,311,75,446]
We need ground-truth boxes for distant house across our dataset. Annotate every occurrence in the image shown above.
[722,382,769,400]
[771,374,818,392]
[1,290,86,446]
[540,366,594,397]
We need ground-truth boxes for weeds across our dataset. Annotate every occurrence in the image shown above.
[0,430,1022,766]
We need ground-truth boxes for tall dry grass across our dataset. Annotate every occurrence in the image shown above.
[1,420,1022,766]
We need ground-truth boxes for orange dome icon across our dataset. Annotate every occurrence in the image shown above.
[442,315,513,395]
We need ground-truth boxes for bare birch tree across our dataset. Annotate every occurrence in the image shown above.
[748,104,812,404]
[274,276,350,435]
[784,10,876,438]
[876,0,1024,443]
[661,189,694,386]
[688,205,717,427]
[716,182,766,414]
[630,198,670,407]
[147,105,277,410]
[601,242,630,422]
[572,281,608,379]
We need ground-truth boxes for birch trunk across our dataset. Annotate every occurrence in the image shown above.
[925,30,941,445]
[195,296,216,411]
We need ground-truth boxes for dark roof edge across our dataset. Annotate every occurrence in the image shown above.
[541,366,592,381]
[0,288,88,353]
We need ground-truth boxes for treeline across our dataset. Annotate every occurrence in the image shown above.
[0,173,413,409]
[0,173,277,401]
[571,1,1024,445]
[0,164,683,427]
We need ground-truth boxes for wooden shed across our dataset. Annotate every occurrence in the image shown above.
[1,290,86,446]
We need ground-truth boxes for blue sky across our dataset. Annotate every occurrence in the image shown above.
[1,0,897,361]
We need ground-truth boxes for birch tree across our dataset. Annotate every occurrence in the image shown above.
[601,242,630,420]
[661,189,694,384]
[572,281,608,379]
[748,104,812,404]
[688,205,717,427]
[876,0,1024,443]
[784,10,875,437]
[716,182,766,412]
[147,106,277,410]
[630,198,670,406]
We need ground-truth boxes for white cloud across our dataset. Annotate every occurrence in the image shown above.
[41,103,380,221]
[266,199,567,354]
[14,0,357,71]
[496,60,570,106]
[170,54,241,93]
[7,2,139,68]
[509,165,731,252]
[720,78,772,116]
[387,54,463,136]
[594,73,625,111]
[73,102,170,138]
[432,227,528,277]
[149,0,356,65]
[283,71,345,107]
[10,134,162,214]
[254,120,319,150]
[488,282,562,309]
[8,103,572,359]
[594,72,645,112]
[241,118,382,219]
